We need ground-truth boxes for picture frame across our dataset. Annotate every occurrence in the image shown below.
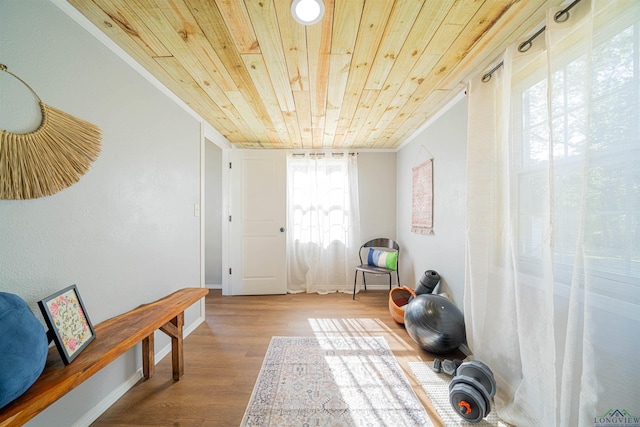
[38,284,96,365]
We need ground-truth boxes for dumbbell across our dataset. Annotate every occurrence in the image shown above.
[448,360,496,423]
[432,358,462,376]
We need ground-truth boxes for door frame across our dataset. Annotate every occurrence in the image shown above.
[227,149,287,295]
[200,123,232,295]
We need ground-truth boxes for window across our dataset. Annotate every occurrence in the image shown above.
[515,18,640,294]
[286,152,360,293]
[288,153,354,247]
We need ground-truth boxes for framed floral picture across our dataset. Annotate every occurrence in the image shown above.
[38,284,96,364]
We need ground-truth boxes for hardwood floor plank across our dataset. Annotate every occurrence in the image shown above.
[92,290,460,426]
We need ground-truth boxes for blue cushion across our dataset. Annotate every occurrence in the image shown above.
[0,292,48,409]
[367,248,398,271]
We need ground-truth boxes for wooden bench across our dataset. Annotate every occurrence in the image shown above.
[0,287,209,427]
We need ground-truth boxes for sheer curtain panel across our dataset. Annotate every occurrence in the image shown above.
[465,1,640,426]
[287,152,361,294]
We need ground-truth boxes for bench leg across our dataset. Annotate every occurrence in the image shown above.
[142,333,155,379]
[160,312,185,380]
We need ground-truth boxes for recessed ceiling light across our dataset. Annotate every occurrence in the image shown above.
[291,0,325,26]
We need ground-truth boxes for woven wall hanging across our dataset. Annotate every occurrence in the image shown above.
[0,64,102,200]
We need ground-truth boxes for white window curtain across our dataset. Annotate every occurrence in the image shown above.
[465,1,640,426]
[287,152,361,294]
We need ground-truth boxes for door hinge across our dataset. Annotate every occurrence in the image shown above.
[229,268,232,275]
[229,215,232,222]
[229,162,232,169]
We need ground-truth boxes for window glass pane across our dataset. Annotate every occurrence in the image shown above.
[522,79,549,166]
[515,18,640,289]
[288,156,353,248]
[592,26,634,98]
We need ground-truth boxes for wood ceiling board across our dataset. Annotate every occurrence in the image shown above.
[357,18,464,145]
[156,0,240,93]
[331,0,395,147]
[292,90,313,148]
[323,0,362,144]
[66,0,179,97]
[363,0,425,91]
[274,1,310,93]
[323,53,352,147]
[343,89,380,148]
[388,0,555,144]
[185,0,276,131]
[354,42,443,144]
[123,0,224,97]
[226,91,269,144]
[79,0,172,57]
[376,2,538,145]
[241,53,291,146]
[431,1,515,80]
[124,0,253,141]
[153,56,237,140]
[66,0,562,150]
[355,53,439,146]
[444,0,487,26]
[331,0,364,55]
[215,0,260,54]
[157,2,263,137]
[382,19,483,143]
[364,0,453,96]
[273,0,313,149]
[244,0,296,113]
[389,86,460,146]
[438,0,560,91]
[283,110,303,149]
[305,2,334,148]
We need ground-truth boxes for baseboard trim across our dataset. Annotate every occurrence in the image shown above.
[72,315,206,427]
[458,343,473,357]
[72,371,143,427]
[360,284,394,291]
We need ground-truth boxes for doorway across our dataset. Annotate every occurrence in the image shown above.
[201,124,231,294]
[204,141,223,288]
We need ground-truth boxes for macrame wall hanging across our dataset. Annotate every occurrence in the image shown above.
[0,64,102,200]
[411,146,434,235]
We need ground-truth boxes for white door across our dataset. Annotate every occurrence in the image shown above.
[229,150,287,295]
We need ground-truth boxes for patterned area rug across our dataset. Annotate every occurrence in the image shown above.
[408,362,513,426]
[241,336,433,426]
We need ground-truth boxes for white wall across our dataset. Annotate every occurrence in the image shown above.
[357,152,398,288]
[0,1,204,425]
[358,152,397,242]
[396,95,467,307]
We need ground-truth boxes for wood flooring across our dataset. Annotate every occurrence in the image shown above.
[91,289,462,426]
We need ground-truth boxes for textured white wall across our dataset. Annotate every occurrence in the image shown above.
[357,152,398,288]
[0,1,203,425]
[396,97,468,307]
[358,152,397,242]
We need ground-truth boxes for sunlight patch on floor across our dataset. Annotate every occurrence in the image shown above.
[308,317,419,354]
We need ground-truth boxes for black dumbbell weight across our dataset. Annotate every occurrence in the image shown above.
[448,360,496,423]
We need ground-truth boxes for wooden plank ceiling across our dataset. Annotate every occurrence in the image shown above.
[68,0,559,149]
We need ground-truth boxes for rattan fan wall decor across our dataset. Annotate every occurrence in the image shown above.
[0,64,102,200]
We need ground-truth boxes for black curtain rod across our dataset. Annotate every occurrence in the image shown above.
[481,0,582,83]
[291,152,357,157]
